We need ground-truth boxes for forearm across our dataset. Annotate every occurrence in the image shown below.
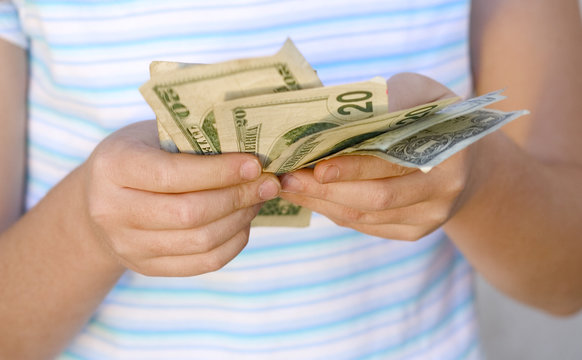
[470,0,582,158]
[0,41,26,231]
[456,0,582,314]
[0,168,125,359]
[444,133,582,315]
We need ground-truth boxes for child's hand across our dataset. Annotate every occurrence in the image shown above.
[279,73,474,240]
[81,120,280,276]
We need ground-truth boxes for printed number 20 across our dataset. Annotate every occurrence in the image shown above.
[336,91,373,115]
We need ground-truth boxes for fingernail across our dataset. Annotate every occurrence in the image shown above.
[259,179,280,200]
[320,165,339,183]
[280,174,303,193]
[240,159,261,180]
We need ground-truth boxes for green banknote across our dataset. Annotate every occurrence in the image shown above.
[212,77,389,172]
[141,40,528,227]
[141,39,321,227]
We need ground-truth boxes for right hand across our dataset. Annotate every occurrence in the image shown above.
[79,120,280,276]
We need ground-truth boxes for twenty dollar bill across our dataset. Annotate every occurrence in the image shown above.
[141,40,321,227]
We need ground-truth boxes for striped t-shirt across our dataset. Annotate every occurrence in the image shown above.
[1,0,480,359]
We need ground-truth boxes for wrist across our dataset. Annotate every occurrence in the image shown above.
[0,166,125,359]
[42,165,126,278]
[446,131,507,221]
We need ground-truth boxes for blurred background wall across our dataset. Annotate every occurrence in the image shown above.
[475,2,582,359]
[477,276,582,359]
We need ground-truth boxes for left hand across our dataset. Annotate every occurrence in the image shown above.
[279,73,476,240]
[279,151,473,240]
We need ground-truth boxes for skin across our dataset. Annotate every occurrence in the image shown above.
[0,0,581,358]
[0,41,281,357]
[280,0,582,315]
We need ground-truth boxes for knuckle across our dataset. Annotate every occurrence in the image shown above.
[91,140,124,180]
[447,172,467,195]
[172,200,200,228]
[193,227,216,253]
[108,235,134,259]
[370,190,397,211]
[429,206,451,225]
[89,149,108,174]
[87,198,110,226]
[340,207,365,223]
[330,216,350,228]
[231,185,246,210]
[200,252,226,273]
[89,154,114,188]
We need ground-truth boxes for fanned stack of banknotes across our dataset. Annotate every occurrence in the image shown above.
[140,39,528,227]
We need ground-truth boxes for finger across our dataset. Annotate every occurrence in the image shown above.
[280,168,434,211]
[115,204,260,260]
[386,72,455,112]
[326,215,435,242]
[309,74,454,184]
[96,121,265,193]
[114,173,279,230]
[280,191,440,226]
[133,227,251,277]
[313,155,415,183]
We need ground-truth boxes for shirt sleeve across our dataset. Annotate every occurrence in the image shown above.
[0,1,28,48]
